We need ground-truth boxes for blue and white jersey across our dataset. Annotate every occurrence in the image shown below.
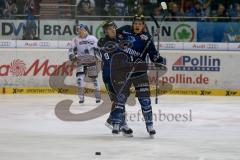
[117,25,165,65]
[97,35,127,77]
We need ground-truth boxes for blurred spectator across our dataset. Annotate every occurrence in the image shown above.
[77,0,95,15]
[114,0,129,16]
[3,0,18,18]
[211,0,232,11]
[228,3,240,21]
[24,0,34,14]
[201,0,212,21]
[103,0,129,16]
[186,1,203,21]
[143,0,154,16]
[103,0,113,15]
[212,3,228,22]
[183,0,211,21]
[128,0,143,15]
[95,0,107,15]
[152,3,163,17]
[168,2,184,21]
[0,0,6,17]
[134,4,144,15]
[1,0,238,22]
[15,0,40,15]
[184,0,194,17]
[15,0,24,14]
[34,0,41,15]
[22,10,39,40]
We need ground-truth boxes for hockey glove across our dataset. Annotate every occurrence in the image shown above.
[69,54,77,62]
[154,56,167,71]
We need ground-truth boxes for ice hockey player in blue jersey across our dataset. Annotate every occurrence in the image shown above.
[97,21,133,137]
[110,14,166,137]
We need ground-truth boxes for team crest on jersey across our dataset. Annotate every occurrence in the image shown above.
[79,41,94,45]
[127,36,136,42]
[118,34,123,39]
[140,34,148,41]
[122,31,132,35]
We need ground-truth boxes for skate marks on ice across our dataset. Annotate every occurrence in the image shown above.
[1,122,239,160]
[1,95,240,160]
[49,59,172,121]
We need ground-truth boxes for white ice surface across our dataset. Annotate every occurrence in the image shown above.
[0,95,240,160]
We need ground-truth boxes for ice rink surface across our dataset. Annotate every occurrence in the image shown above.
[0,94,239,160]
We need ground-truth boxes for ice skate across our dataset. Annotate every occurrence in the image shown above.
[78,96,84,104]
[121,125,133,137]
[146,125,156,138]
[79,100,84,104]
[105,117,133,137]
[105,117,113,130]
[112,124,120,135]
[96,99,101,103]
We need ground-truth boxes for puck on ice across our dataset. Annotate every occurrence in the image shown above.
[95,152,101,155]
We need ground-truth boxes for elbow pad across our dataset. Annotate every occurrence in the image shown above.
[154,55,166,65]
[69,54,76,61]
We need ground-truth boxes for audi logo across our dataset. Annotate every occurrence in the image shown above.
[206,44,217,49]
[39,42,50,47]
[165,44,176,48]
[0,41,11,47]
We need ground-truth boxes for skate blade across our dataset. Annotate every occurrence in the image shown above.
[105,122,113,130]
[149,134,155,139]
[122,133,133,137]
[112,133,120,136]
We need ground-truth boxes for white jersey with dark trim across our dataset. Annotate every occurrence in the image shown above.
[68,35,98,58]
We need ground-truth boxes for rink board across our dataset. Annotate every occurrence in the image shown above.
[1,87,240,96]
[0,41,240,96]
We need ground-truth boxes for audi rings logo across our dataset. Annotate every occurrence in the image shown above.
[160,43,176,49]
[24,42,38,47]
[0,41,11,47]
[24,42,50,47]
[39,42,50,47]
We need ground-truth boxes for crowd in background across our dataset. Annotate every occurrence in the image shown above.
[77,0,240,21]
[0,0,239,21]
[0,0,41,40]
[0,0,41,18]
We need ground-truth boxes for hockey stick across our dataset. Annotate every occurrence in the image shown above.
[116,9,167,103]
[150,2,168,104]
[115,40,152,99]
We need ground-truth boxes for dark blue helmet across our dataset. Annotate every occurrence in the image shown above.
[133,14,145,23]
[76,24,90,33]
[101,21,117,33]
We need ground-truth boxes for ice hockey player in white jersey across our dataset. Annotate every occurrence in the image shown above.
[68,24,101,103]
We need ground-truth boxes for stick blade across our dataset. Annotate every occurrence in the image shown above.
[161,2,167,10]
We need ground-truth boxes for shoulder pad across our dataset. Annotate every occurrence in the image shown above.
[140,32,151,41]
[97,38,105,47]
[117,25,132,34]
